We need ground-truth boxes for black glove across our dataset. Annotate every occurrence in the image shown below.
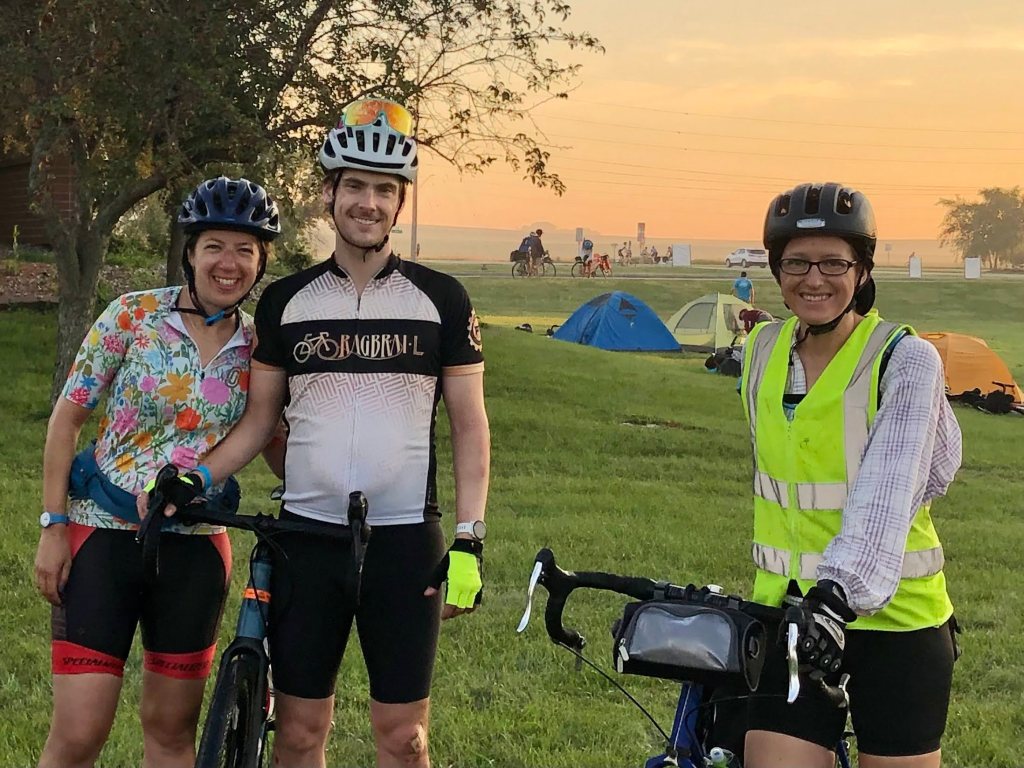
[796,580,857,674]
[149,466,205,513]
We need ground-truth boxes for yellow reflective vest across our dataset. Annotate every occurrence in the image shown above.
[741,311,952,631]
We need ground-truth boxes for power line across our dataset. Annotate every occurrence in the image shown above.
[536,113,1024,152]
[553,155,981,194]
[563,98,1024,137]
[530,116,1024,164]
[554,171,953,199]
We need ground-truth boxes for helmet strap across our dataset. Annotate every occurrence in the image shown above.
[329,175,401,261]
[179,242,263,327]
[800,273,868,337]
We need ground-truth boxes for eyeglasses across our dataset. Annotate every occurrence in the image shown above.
[339,98,414,135]
[778,258,858,276]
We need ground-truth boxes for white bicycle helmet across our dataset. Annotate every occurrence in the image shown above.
[319,111,419,182]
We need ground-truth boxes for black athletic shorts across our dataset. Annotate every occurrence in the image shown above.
[747,617,958,756]
[267,510,446,703]
[52,523,231,679]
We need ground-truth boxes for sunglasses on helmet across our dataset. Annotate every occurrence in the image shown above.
[339,98,414,136]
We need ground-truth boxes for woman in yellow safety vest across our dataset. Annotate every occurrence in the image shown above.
[741,183,962,768]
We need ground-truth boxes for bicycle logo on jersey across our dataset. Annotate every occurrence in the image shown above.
[292,331,425,363]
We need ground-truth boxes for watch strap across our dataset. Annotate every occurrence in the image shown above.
[40,512,70,527]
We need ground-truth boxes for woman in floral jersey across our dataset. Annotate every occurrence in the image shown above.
[33,177,280,768]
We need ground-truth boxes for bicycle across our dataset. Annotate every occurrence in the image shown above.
[511,250,557,277]
[137,466,371,768]
[517,548,853,768]
[571,253,611,278]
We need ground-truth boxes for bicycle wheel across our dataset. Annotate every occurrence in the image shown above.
[543,260,557,277]
[196,650,267,768]
[571,261,582,278]
[512,261,528,278]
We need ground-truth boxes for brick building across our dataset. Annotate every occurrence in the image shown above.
[0,154,74,248]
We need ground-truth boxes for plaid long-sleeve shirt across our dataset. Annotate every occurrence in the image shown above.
[780,333,962,615]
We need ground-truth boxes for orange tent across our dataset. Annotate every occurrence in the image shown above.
[920,332,1024,404]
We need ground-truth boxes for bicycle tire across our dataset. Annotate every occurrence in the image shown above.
[543,260,556,277]
[196,650,267,768]
[571,261,582,278]
[512,261,528,278]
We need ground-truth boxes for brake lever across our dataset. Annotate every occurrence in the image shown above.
[516,559,544,633]
[786,621,801,704]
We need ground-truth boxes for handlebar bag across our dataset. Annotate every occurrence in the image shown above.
[612,600,767,691]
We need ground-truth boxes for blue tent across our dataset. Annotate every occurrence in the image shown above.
[552,291,680,351]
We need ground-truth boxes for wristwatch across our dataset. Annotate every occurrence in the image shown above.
[40,511,70,528]
[455,520,487,541]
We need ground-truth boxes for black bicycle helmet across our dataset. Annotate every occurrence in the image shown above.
[177,176,281,325]
[763,182,877,336]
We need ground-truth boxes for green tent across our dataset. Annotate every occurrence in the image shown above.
[666,292,751,352]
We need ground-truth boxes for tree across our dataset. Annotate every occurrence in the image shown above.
[0,1,600,401]
[938,187,1024,270]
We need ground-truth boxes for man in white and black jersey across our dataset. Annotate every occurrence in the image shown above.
[142,98,490,768]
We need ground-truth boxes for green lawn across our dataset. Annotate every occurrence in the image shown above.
[1,271,1022,766]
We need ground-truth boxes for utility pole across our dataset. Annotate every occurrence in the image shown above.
[410,54,421,262]
[410,174,419,262]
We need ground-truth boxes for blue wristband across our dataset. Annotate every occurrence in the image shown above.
[193,464,213,491]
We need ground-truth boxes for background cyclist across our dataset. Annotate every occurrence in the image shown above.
[33,177,280,768]
[142,97,490,768]
[741,183,961,768]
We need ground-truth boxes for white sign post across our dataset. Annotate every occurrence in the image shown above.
[637,222,646,246]
[964,256,981,279]
[575,227,584,261]
[671,243,692,267]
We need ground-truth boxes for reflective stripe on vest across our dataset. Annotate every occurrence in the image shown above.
[752,542,945,581]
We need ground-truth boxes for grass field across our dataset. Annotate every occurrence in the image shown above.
[1,270,1022,767]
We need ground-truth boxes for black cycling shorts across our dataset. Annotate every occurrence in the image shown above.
[267,511,446,703]
[52,523,231,679]
[747,618,958,756]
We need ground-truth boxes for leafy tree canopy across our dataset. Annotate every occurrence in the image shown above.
[939,187,1024,270]
[0,0,600,398]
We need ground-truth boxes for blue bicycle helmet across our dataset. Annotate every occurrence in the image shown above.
[177,177,281,325]
[178,176,281,240]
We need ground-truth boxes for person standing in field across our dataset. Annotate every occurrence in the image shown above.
[732,270,754,303]
[141,97,490,768]
[741,182,962,767]
[34,177,281,768]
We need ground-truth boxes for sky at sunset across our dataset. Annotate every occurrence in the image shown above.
[410,0,1024,243]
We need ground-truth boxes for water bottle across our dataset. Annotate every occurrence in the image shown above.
[707,747,738,768]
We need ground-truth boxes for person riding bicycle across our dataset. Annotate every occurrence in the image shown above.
[740,183,962,767]
[528,228,546,276]
[140,98,490,768]
[581,238,595,269]
[33,176,280,768]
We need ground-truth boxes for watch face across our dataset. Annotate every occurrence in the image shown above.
[472,520,487,541]
[40,512,67,527]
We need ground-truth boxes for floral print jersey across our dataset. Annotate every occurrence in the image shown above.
[62,287,254,533]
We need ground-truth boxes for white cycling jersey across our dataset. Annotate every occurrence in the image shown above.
[253,255,483,526]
